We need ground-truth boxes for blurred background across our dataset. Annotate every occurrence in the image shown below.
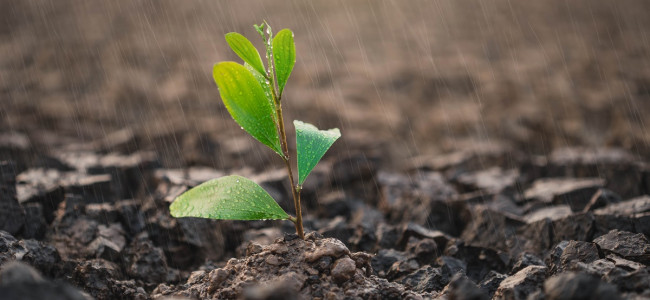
[2,0,650,171]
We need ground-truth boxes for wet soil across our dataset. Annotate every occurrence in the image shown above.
[2,1,650,299]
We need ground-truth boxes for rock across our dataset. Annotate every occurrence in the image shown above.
[494,265,547,300]
[304,238,349,263]
[461,206,523,251]
[524,205,572,223]
[331,257,356,284]
[583,189,622,212]
[16,169,67,223]
[18,239,61,277]
[371,249,408,277]
[551,213,595,244]
[444,273,489,300]
[516,218,554,253]
[59,172,113,203]
[594,195,650,216]
[438,256,467,279]
[387,259,420,280]
[378,171,460,235]
[0,132,32,172]
[547,241,601,275]
[454,167,519,193]
[593,230,650,264]
[348,224,377,252]
[510,252,544,275]
[21,203,46,239]
[0,260,44,284]
[318,216,355,243]
[593,214,636,239]
[406,238,438,265]
[548,147,643,199]
[398,223,452,251]
[376,224,401,250]
[72,259,145,300]
[544,272,621,300]
[478,271,507,298]
[0,161,25,235]
[524,178,604,212]
[399,266,447,293]
[124,236,169,283]
[115,200,146,235]
[444,242,508,282]
[0,261,90,300]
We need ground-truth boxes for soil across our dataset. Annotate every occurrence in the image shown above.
[2,1,650,299]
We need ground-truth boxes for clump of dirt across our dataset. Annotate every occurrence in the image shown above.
[152,233,433,299]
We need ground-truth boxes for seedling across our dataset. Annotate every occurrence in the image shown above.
[169,22,340,239]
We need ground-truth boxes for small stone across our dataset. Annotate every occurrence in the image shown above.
[593,195,650,216]
[524,178,604,211]
[444,273,489,300]
[376,224,401,250]
[246,243,263,256]
[543,272,621,300]
[398,223,452,251]
[0,261,44,284]
[551,213,595,245]
[371,249,408,277]
[455,167,519,193]
[387,259,419,280]
[510,252,544,275]
[494,265,547,300]
[304,238,349,263]
[547,241,600,275]
[330,257,356,284]
[265,255,280,266]
[21,203,46,239]
[479,271,507,298]
[399,266,447,293]
[593,229,650,264]
[0,161,25,235]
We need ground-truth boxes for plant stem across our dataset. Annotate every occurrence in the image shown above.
[274,100,304,239]
[262,24,304,239]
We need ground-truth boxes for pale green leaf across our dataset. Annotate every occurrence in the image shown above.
[294,120,341,185]
[272,29,296,95]
[213,62,283,156]
[225,32,266,76]
[170,175,289,220]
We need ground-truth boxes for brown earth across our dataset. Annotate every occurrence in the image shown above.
[2,0,650,169]
[2,1,650,300]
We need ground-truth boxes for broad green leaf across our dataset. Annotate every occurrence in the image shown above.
[244,62,275,120]
[170,175,289,220]
[225,32,266,76]
[272,29,296,95]
[294,120,341,185]
[213,62,283,156]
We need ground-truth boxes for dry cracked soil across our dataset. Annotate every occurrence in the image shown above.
[2,0,650,299]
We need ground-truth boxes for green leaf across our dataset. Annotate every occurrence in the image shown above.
[244,63,275,120]
[294,120,341,185]
[213,62,283,156]
[225,32,266,76]
[170,175,289,220]
[272,29,296,95]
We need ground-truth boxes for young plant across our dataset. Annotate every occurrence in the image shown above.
[169,22,340,239]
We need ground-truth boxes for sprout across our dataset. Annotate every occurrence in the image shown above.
[169,22,340,239]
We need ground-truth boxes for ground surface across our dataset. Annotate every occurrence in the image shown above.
[1,1,650,299]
